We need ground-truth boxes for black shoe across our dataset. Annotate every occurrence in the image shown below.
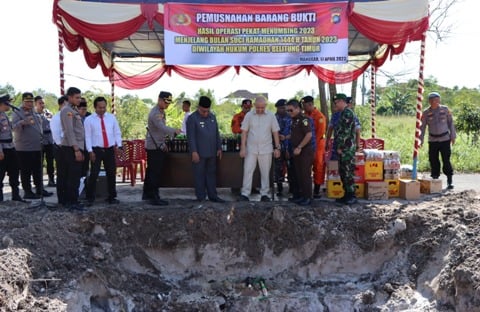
[210,197,226,203]
[288,196,302,203]
[70,203,86,212]
[85,200,94,207]
[447,184,454,190]
[344,197,358,205]
[335,197,346,204]
[297,198,312,206]
[142,193,156,200]
[238,195,250,202]
[47,181,56,187]
[106,198,120,204]
[24,191,40,199]
[150,199,169,206]
[313,193,322,199]
[40,190,54,197]
[12,196,29,203]
[260,195,271,202]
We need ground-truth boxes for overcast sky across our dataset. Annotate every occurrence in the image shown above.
[0,0,477,102]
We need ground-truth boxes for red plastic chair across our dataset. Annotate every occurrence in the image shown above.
[364,138,385,150]
[131,139,146,182]
[115,140,135,186]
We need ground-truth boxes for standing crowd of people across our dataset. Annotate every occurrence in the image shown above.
[0,88,455,209]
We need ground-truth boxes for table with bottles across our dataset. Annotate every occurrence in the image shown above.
[159,135,264,188]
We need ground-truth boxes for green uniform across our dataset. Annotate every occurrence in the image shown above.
[334,108,357,197]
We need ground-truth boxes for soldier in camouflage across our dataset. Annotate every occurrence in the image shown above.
[333,93,358,205]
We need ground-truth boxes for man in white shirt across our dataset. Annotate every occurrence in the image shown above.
[239,96,281,202]
[50,96,67,206]
[180,99,191,135]
[84,96,122,205]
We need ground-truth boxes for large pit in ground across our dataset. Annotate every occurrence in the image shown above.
[1,191,480,311]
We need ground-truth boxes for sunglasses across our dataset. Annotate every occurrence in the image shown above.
[286,109,294,113]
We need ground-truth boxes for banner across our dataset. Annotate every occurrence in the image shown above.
[164,2,348,65]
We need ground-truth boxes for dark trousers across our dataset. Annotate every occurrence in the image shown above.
[86,147,117,201]
[16,150,42,193]
[428,140,453,178]
[0,148,20,200]
[43,144,55,181]
[143,149,166,199]
[59,146,82,205]
[54,145,66,204]
[192,156,218,200]
[292,148,314,199]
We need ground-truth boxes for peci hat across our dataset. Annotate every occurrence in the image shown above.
[159,91,173,104]
[428,91,441,100]
[0,93,12,104]
[241,98,252,106]
[333,93,347,101]
[300,96,314,104]
[198,95,211,108]
[275,99,287,107]
[22,92,35,102]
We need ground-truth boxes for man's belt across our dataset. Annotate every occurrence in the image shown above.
[0,139,13,143]
[430,131,449,138]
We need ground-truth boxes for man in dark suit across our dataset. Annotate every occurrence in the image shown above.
[186,96,225,203]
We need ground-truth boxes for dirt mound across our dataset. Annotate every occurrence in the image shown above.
[1,190,480,311]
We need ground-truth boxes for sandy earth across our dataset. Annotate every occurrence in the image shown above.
[0,174,479,311]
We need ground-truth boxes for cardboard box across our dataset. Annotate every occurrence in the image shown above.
[365,160,384,181]
[354,164,365,183]
[419,178,442,194]
[399,179,421,200]
[327,161,340,180]
[366,181,388,200]
[355,183,365,198]
[327,180,344,199]
[385,179,400,197]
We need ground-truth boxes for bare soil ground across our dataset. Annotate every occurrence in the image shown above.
[1,176,480,311]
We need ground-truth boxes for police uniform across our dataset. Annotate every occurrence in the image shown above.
[274,100,292,196]
[0,96,24,202]
[334,96,357,203]
[59,102,85,208]
[12,99,44,198]
[420,92,456,186]
[143,92,177,205]
[290,113,314,204]
[38,112,56,186]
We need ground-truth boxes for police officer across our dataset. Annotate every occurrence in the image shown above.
[333,93,357,205]
[0,94,27,202]
[286,99,314,206]
[12,92,52,199]
[186,96,225,202]
[58,87,85,210]
[142,91,181,206]
[420,91,456,189]
[34,96,56,187]
[301,95,327,198]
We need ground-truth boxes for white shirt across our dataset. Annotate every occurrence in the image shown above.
[84,112,122,152]
[50,112,63,145]
[181,111,191,135]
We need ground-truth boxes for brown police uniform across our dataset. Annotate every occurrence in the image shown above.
[290,113,314,201]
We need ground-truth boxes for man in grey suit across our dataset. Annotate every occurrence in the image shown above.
[186,96,225,203]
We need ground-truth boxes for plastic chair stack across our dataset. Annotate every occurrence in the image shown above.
[131,139,146,182]
[115,140,135,186]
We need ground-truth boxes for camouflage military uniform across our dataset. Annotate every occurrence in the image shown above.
[334,107,357,198]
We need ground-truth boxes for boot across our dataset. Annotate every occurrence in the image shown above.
[447,176,454,189]
[0,188,3,202]
[12,187,28,203]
